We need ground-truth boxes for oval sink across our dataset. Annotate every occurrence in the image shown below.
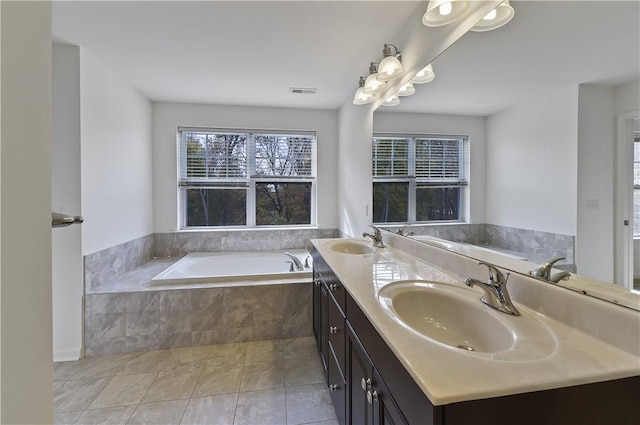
[329,240,374,255]
[379,280,515,353]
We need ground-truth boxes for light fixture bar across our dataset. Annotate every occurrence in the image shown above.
[470,0,514,32]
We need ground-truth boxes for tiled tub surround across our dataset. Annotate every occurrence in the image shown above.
[85,228,338,293]
[83,229,336,356]
[403,223,575,271]
[85,283,312,356]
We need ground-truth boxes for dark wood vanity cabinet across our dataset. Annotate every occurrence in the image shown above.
[312,248,640,425]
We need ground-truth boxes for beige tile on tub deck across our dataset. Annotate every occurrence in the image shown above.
[127,399,189,425]
[88,373,156,409]
[180,393,238,425]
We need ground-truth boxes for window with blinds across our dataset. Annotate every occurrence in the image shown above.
[178,128,316,228]
[372,135,467,224]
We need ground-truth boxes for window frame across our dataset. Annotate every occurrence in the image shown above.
[372,133,468,225]
[177,127,317,229]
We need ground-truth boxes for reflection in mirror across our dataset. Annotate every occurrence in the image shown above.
[382,227,640,312]
[372,2,639,312]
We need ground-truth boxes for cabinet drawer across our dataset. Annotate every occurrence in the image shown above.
[325,272,346,313]
[328,292,346,374]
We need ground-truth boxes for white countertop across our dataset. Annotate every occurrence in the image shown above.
[312,238,640,406]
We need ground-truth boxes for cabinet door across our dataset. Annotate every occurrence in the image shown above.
[328,344,347,425]
[319,281,329,378]
[372,368,409,425]
[312,273,322,349]
[347,324,374,425]
[328,290,346,374]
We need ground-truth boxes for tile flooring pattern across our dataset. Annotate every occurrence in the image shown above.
[53,337,338,425]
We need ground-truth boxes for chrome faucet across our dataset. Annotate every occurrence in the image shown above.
[529,257,571,283]
[396,226,414,237]
[363,225,384,248]
[464,262,520,316]
[284,252,303,271]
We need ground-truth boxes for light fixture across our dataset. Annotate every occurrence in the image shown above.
[470,0,514,32]
[411,64,435,84]
[422,0,468,27]
[382,94,401,107]
[396,81,415,97]
[376,44,404,82]
[353,77,375,105]
[363,62,386,94]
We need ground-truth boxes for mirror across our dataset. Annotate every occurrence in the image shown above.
[372,1,640,311]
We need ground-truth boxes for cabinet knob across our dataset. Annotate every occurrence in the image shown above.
[367,390,379,404]
[329,384,339,391]
[360,378,371,391]
[314,279,321,287]
[329,283,338,291]
[329,326,339,334]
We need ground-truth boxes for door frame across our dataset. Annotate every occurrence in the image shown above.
[615,110,640,289]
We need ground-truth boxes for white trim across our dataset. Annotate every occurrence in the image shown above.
[615,110,639,289]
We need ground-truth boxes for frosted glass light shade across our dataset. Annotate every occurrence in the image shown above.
[382,94,400,107]
[376,55,404,81]
[422,0,469,27]
[411,64,435,84]
[470,0,514,32]
[397,81,415,97]
[353,87,375,105]
[363,73,386,94]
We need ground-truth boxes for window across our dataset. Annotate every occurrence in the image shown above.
[372,135,467,224]
[179,128,315,228]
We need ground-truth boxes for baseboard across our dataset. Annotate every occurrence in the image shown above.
[53,349,82,362]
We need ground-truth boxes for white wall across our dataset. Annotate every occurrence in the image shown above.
[338,104,374,236]
[151,102,339,232]
[80,50,153,255]
[576,84,616,282]
[52,44,83,361]
[1,2,54,423]
[615,80,640,115]
[486,85,579,236]
[373,112,487,224]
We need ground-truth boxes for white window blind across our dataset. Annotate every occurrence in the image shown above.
[254,134,314,177]
[415,138,463,182]
[372,137,409,177]
[180,131,247,185]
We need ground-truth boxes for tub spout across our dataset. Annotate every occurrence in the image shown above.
[284,252,303,271]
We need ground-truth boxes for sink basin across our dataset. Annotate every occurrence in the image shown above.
[329,240,374,255]
[378,280,515,353]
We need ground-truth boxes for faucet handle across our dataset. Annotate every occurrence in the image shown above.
[478,261,508,284]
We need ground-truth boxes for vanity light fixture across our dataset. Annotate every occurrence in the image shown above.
[470,0,514,32]
[376,44,404,82]
[411,63,436,84]
[422,0,469,27]
[382,94,401,107]
[396,81,415,97]
[363,62,386,94]
[353,77,375,105]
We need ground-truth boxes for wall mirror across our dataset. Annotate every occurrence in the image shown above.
[372,1,640,311]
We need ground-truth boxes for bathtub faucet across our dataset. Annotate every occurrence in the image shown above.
[284,252,304,271]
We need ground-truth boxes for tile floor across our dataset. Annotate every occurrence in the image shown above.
[53,337,338,425]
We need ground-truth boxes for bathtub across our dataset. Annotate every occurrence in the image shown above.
[151,249,312,284]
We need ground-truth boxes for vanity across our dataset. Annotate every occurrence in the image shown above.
[311,237,640,425]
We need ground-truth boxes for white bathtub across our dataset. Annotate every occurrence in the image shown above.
[152,249,312,284]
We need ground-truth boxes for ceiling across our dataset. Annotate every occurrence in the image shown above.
[52,1,640,117]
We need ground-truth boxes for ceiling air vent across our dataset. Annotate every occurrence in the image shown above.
[289,87,317,95]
